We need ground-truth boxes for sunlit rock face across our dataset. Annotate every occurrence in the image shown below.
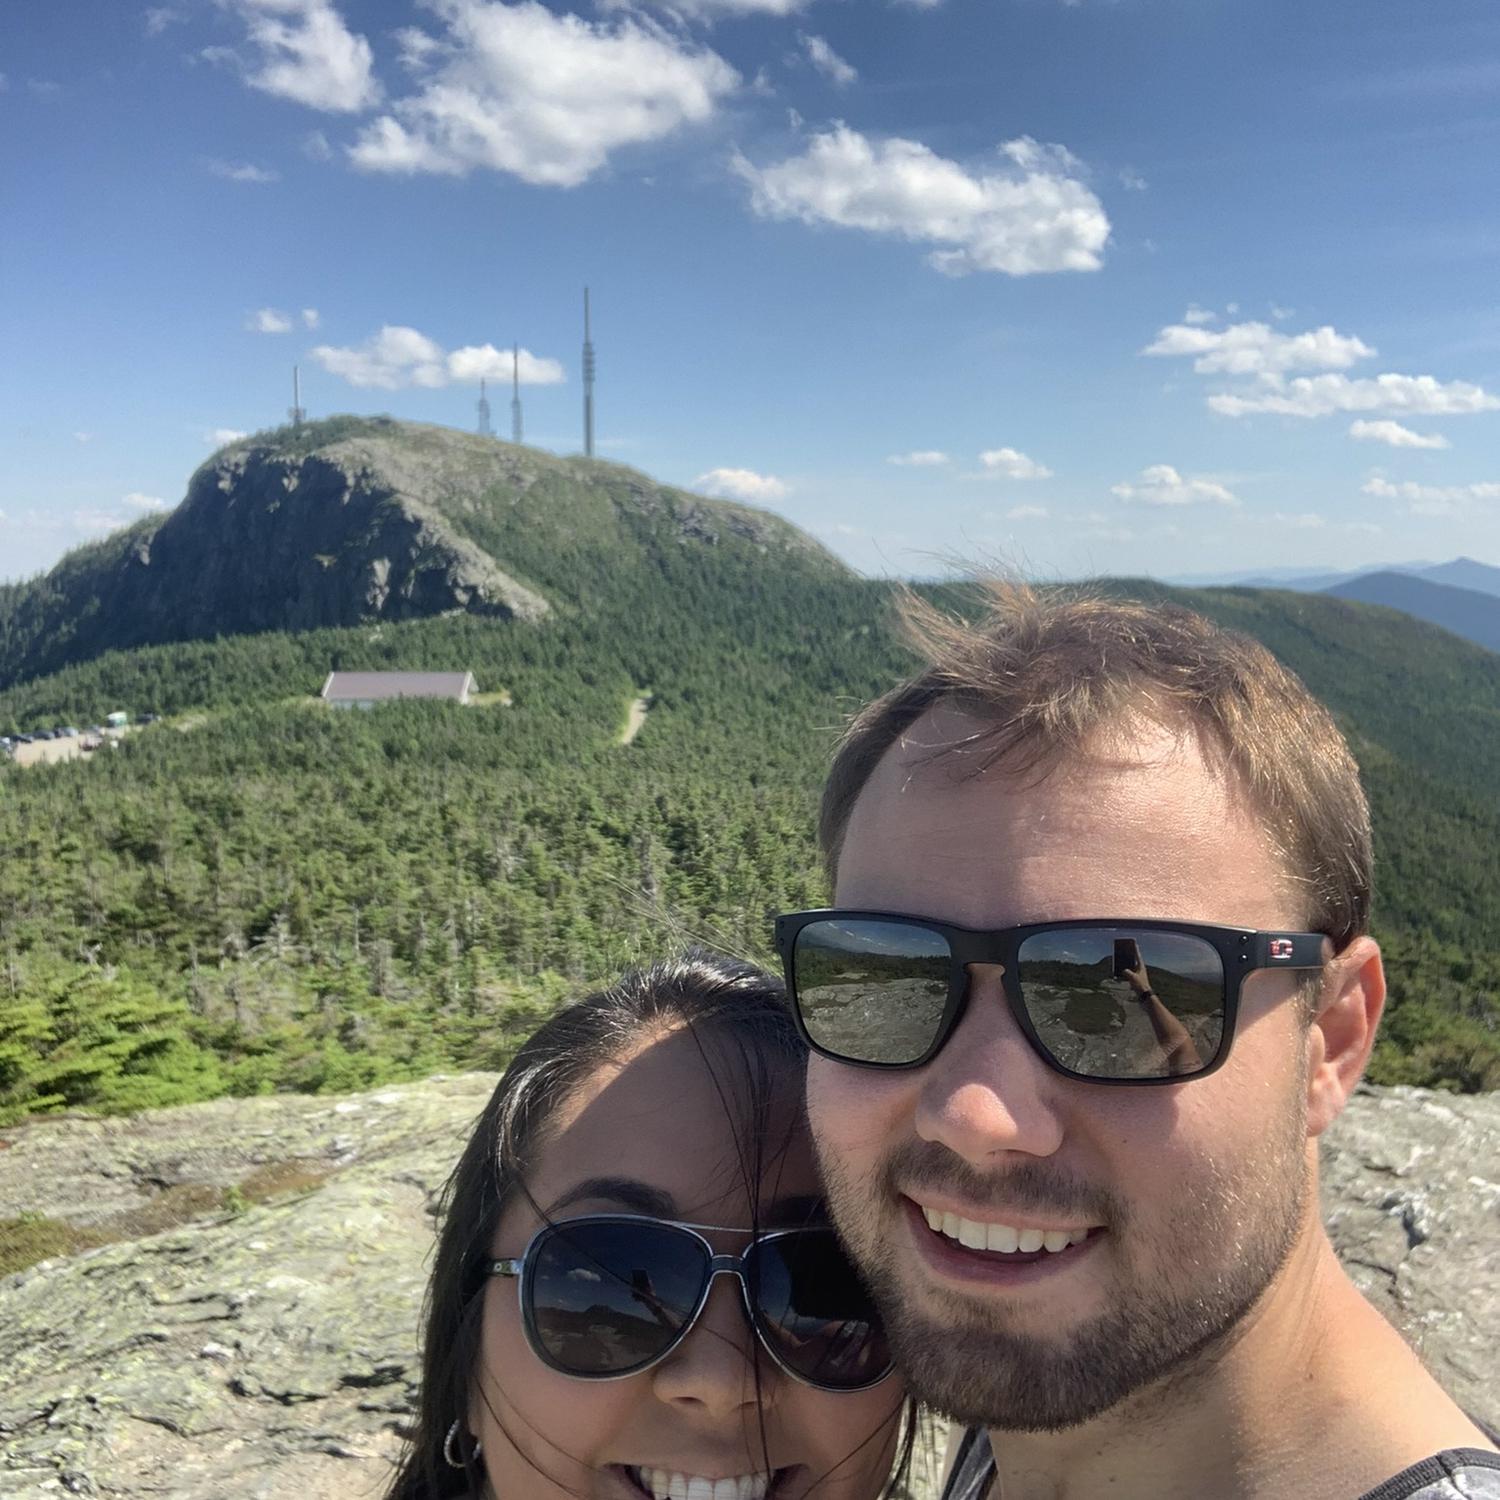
[1,1079,1496,1499]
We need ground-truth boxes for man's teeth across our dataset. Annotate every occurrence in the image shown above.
[632,1468,771,1500]
[922,1206,1091,1254]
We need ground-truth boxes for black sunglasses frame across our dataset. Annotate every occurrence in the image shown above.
[488,1213,893,1392]
[775,909,1331,1085]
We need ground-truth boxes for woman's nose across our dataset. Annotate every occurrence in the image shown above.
[649,1275,775,1418]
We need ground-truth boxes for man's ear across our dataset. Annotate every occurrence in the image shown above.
[1305,935,1385,1138]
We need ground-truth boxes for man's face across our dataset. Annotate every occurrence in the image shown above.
[806,706,1316,1431]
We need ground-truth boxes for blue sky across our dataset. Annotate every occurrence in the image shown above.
[3,0,1499,583]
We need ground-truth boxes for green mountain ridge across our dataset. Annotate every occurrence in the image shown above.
[1,421,1496,1123]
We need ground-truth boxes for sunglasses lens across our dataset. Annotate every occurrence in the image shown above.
[792,919,951,1064]
[749,1230,890,1390]
[527,1220,708,1376]
[1016,928,1226,1079]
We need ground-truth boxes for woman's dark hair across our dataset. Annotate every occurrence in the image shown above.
[385,948,916,1500]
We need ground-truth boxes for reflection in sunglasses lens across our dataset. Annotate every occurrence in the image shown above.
[530,1221,707,1374]
[1016,929,1225,1078]
[794,919,950,1064]
[750,1231,889,1389]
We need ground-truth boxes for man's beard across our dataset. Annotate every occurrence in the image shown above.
[818,1106,1310,1432]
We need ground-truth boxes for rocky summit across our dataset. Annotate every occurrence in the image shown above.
[0,1079,1495,1498]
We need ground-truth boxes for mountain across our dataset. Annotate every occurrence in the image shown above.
[1325,571,1500,654]
[0,416,845,690]
[1414,557,1500,600]
[1,429,1498,1126]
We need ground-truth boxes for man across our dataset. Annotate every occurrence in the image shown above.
[779,583,1499,1500]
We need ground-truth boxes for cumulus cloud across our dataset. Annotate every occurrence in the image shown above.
[978,446,1052,479]
[351,1,738,188]
[799,32,857,86]
[600,0,810,15]
[1362,475,1500,515]
[887,450,949,466]
[73,432,93,444]
[1118,167,1147,192]
[310,326,565,390]
[1208,373,1500,419]
[248,307,293,333]
[1005,504,1048,520]
[145,6,185,34]
[694,467,789,502]
[206,428,250,445]
[301,307,320,328]
[1143,319,1374,376]
[1348,418,1449,450]
[228,0,380,113]
[736,126,1110,276]
[1110,464,1238,508]
[1182,305,1215,325]
[122,493,169,512]
[1268,510,1326,529]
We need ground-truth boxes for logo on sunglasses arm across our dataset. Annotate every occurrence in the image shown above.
[1268,939,1295,961]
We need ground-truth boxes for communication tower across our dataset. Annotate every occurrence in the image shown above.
[511,343,523,446]
[477,378,492,437]
[288,365,306,429]
[582,287,596,458]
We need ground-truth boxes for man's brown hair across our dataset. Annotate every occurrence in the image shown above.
[820,581,1373,950]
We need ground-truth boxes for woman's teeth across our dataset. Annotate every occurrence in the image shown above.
[630,1468,772,1500]
[921,1205,1092,1254]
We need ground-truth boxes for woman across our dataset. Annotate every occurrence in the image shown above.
[386,951,912,1500]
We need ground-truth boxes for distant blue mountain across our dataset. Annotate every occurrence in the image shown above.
[1325,571,1500,654]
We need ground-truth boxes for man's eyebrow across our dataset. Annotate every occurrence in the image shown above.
[546,1177,677,1218]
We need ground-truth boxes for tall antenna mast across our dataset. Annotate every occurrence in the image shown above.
[477,377,492,437]
[511,343,523,446]
[288,365,306,430]
[582,287,596,458]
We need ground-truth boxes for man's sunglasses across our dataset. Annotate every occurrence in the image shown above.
[488,1214,893,1391]
[775,910,1331,1084]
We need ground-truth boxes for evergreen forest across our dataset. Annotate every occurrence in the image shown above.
[2,422,1497,1124]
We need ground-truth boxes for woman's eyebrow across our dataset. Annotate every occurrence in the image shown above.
[546,1177,677,1217]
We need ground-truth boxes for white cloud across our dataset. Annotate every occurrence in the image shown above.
[303,129,334,160]
[1362,475,1500,515]
[230,0,380,113]
[73,508,132,535]
[310,326,565,390]
[1118,167,1147,192]
[301,307,320,328]
[1182,305,1215,325]
[601,0,810,15]
[1269,303,1294,321]
[1110,464,1239,508]
[1143,319,1374,376]
[206,427,250,445]
[1208,373,1500,419]
[979,446,1052,479]
[799,32,857,86]
[208,158,280,182]
[887,449,949,466]
[1268,510,1326,529]
[350,1,738,189]
[248,307,294,333]
[73,432,93,444]
[1347,418,1450,450]
[1005,504,1048,520]
[28,79,63,99]
[694,467,789,502]
[145,6,185,34]
[736,126,1110,276]
[122,492,168,512]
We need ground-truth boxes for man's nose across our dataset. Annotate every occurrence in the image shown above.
[913,964,1066,1164]
[649,1275,771,1418]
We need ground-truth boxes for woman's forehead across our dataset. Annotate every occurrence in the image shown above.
[525,1025,816,1224]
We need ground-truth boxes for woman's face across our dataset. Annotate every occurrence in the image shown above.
[470,1024,904,1500]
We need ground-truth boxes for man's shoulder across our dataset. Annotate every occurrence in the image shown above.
[1356,1449,1500,1500]
[935,1440,1500,1500]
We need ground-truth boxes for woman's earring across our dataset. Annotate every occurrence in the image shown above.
[444,1419,482,1468]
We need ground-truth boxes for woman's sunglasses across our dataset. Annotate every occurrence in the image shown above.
[775,910,1331,1084]
[488,1213,893,1391]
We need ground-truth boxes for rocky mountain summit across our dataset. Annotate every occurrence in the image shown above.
[0,417,847,689]
[1,1078,1496,1498]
